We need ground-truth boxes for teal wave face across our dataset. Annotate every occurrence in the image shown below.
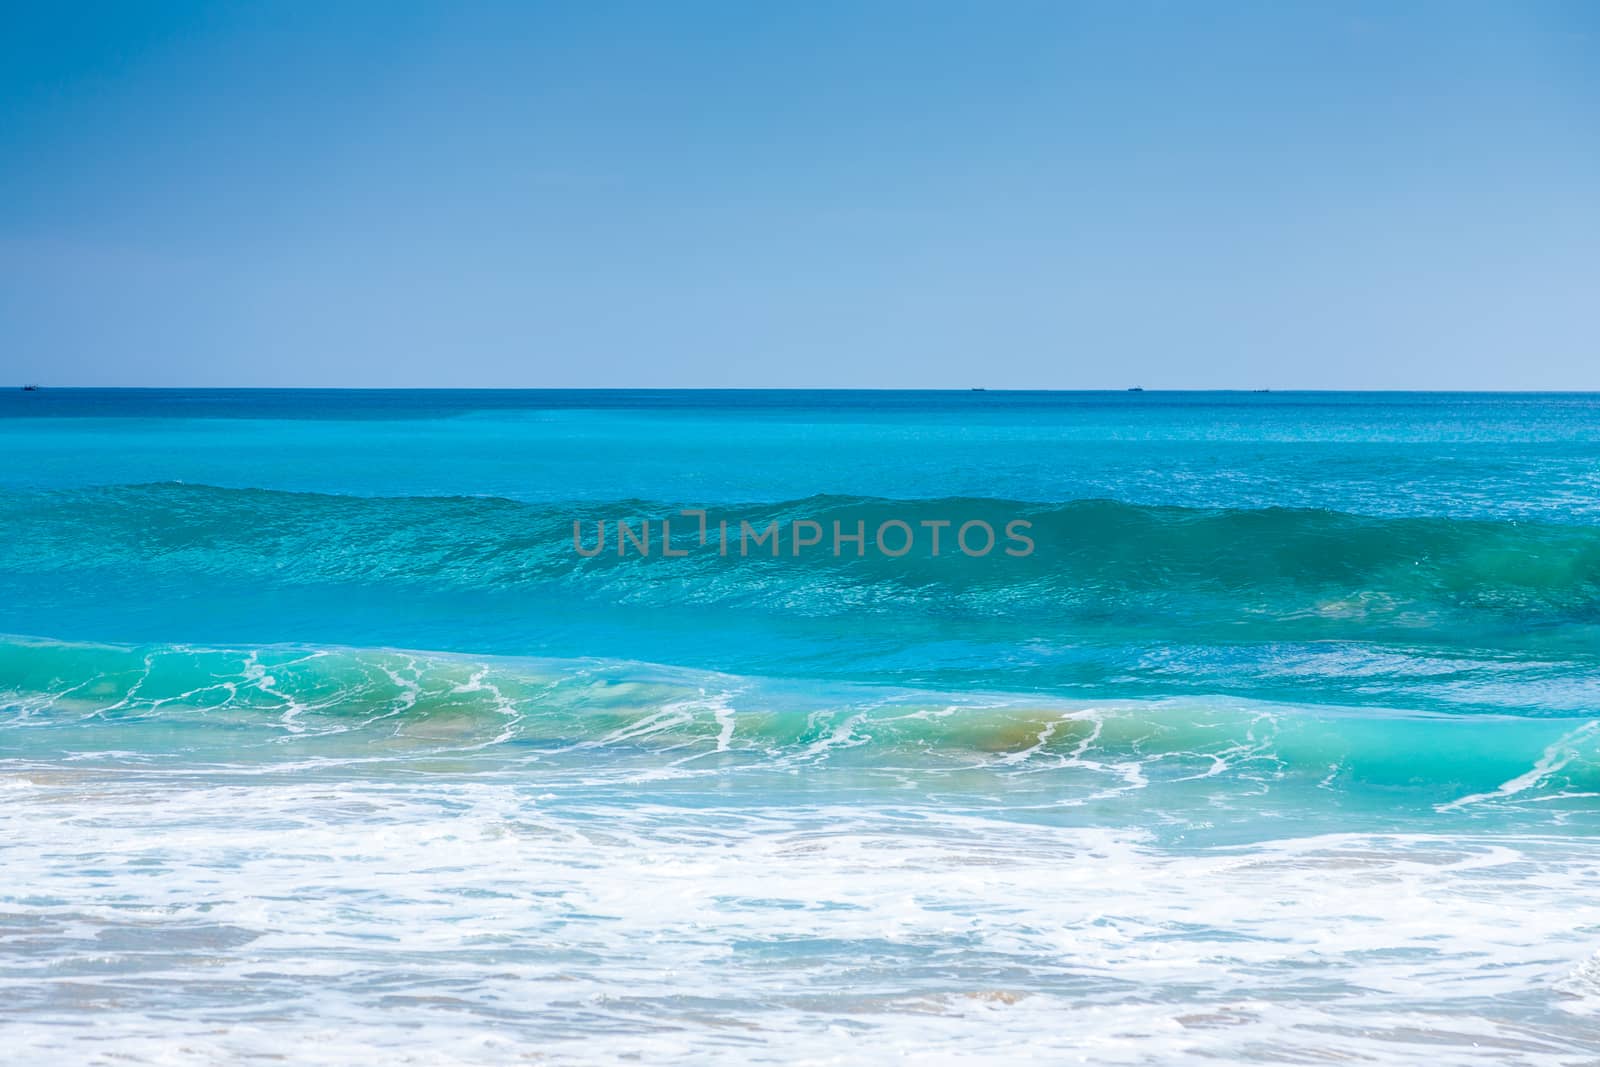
[5,636,1599,839]
[2,484,1598,713]
[10,483,1599,607]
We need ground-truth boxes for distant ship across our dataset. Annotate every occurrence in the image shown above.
[971,387,986,392]
[21,384,39,391]
[1127,386,1144,392]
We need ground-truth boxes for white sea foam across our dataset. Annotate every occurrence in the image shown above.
[2,766,1599,1065]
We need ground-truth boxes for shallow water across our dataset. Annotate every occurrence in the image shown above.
[3,391,1599,1063]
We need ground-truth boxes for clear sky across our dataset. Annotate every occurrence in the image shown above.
[2,1,1596,389]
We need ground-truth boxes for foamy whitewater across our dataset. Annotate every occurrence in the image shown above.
[3,390,1600,1064]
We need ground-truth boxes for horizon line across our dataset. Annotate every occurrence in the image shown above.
[11,386,1600,395]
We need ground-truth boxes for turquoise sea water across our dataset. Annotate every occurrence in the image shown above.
[3,390,1600,1064]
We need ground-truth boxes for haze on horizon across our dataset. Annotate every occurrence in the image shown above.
[2,2,1596,390]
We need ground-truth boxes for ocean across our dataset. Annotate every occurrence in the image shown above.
[3,389,1599,1064]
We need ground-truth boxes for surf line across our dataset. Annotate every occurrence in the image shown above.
[573,510,1035,560]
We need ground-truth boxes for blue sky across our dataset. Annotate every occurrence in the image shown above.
[1,1,1595,388]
